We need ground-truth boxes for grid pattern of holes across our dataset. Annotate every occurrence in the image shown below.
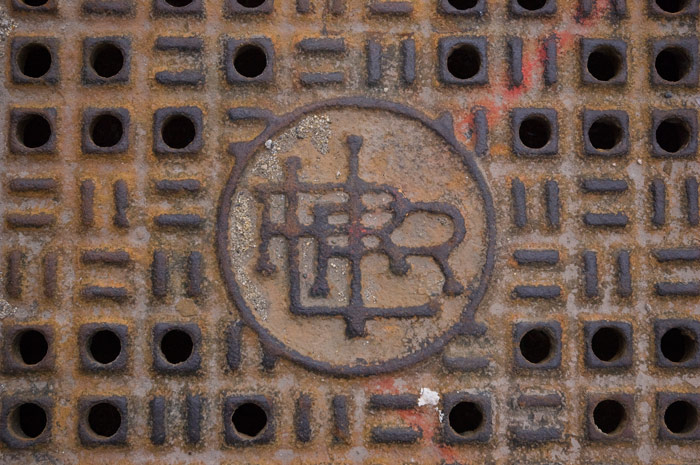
[0,0,696,460]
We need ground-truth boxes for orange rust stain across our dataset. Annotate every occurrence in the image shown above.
[372,376,400,394]
[454,45,536,153]
[398,408,460,462]
[454,1,612,150]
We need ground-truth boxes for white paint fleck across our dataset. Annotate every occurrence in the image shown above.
[418,387,439,406]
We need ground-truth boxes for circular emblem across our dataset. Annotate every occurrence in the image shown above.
[217,98,495,376]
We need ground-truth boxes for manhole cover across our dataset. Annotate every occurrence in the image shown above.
[1,0,700,463]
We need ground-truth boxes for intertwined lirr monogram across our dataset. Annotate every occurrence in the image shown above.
[254,135,467,338]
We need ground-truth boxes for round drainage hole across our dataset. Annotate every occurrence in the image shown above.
[160,329,193,364]
[448,401,483,435]
[519,329,552,364]
[517,0,547,10]
[165,0,193,6]
[89,330,122,364]
[237,0,266,7]
[587,47,622,82]
[656,0,689,13]
[664,401,698,434]
[90,114,123,148]
[656,47,691,82]
[232,403,268,437]
[161,115,196,149]
[234,45,267,78]
[593,399,626,434]
[660,327,697,363]
[17,44,52,78]
[17,330,48,365]
[11,403,47,439]
[591,327,625,362]
[22,0,49,5]
[448,0,479,10]
[17,114,51,149]
[656,118,690,153]
[90,43,124,79]
[588,119,622,150]
[446,45,481,80]
[518,116,551,149]
[88,403,121,437]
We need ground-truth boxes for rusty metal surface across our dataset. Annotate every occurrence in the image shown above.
[1,0,700,463]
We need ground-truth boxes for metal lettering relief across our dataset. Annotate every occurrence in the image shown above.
[219,99,493,374]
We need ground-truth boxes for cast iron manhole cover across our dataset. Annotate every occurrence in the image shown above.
[1,0,700,463]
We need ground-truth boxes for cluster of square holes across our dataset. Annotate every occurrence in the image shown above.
[10,36,274,85]
[1,391,699,447]
[514,319,700,369]
[8,107,698,158]
[1,318,699,446]
[10,0,700,15]
[513,108,698,158]
[8,107,203,155]
[1,324,203,374]
[1,320,697,374]
[11,0,275,14]
[9,35,700,87]
[0,395,275,446]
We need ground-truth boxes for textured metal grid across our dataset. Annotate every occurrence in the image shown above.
[1,0,700,463]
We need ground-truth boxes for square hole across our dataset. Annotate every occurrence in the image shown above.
[9,108,57,155]
[153,107,204,155]
[226,0,274,14]
[0,396,53,448]
[513,321,562,370]
[78,396,128,445]
[584,321,633,369]
[511,108,559,157]
[225,38,275,84]
[79,323,129,372]
[510,0,556,16]
[11,0,57,12]
[652,37,699,86]
[438,37,488,85]
[223,395,275,444]
[82,37,131,85]
[82,108,130,154]
[586,394,635,441]
[10,37,59,85]
[581,38,628,85]
[441,392,492,443]
[582,109,630,157]
[439,0,486,16]
[654,319,700,368]
[657,393,700,440]
[648,0,699,16]
[152,323,202,373]
[2,325,55,373]
[651,109,698,158]
[153,0,203,15]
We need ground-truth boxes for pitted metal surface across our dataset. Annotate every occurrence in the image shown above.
[1,0,700,463]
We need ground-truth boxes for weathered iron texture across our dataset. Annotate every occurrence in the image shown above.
[1,0,699,463]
